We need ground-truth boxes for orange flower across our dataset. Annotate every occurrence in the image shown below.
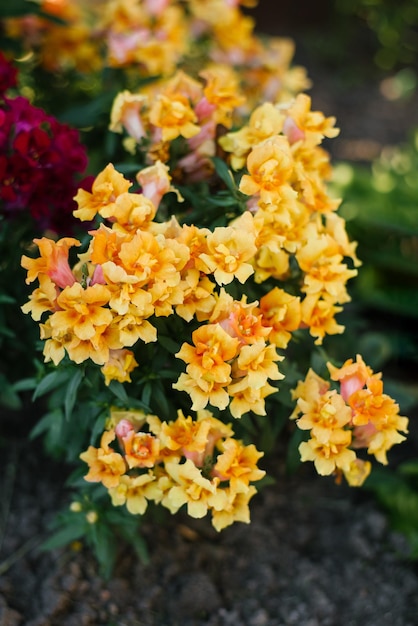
[216,296,271,346]
[327,354,374,402]
[176,323,239,382]
[122,431,160,469]
[214,438,265,492]
[174,322,239,410]
[22,237,80,289]
[80,430,126,489]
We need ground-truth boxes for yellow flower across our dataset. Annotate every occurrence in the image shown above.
[162,459,221,518]
[301,294,344,345]
[228,377,277,418]
[175,270,216,323]
[259,287,301,349]
[101,348,138,386]
[231,341,284,390]
[149,93,200,142]
[80,430,126,489]
[283,93,339,147]
[109,473,161,515]
[101,192,157,232]
[299,430,356,476]
[239,136,294,203]
[173,372,231,411]
[158,410,212,466]
[342,459,372,487]
[199,64,245,127]
[73,163,132,222]
[109,90,148,142]
[21,275,58,321]
[196,212,257,285]
[297,225,357,303]
[219,102,285,170]
[295,389,352,444]
[51,282,113,342]
[211,485,257,532]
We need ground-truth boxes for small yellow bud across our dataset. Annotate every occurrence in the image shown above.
[86,510,98,524]
[70,501,82,513]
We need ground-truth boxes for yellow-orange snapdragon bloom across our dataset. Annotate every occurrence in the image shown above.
[80,408,265,530]
[291,359,408,485]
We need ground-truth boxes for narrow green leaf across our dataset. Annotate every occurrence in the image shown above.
[29,409,63,440]
[12,378,38,392]
[108,380,129,404]
[64,369,84,420]
[41,521,86,551]
[33,369,72,401]
[212,156,236,191]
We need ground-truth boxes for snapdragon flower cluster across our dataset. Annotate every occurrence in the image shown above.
[0,52,89,235]
[16,2,410,534]
[4,0,309,106]
[80,406,265,531]
[291,355,408,486]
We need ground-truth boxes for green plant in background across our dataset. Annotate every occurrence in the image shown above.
[332,129,418,321]
[335,0,418,72]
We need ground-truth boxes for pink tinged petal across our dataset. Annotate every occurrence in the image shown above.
[283,117,305,144]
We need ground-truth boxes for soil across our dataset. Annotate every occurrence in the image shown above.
[2,438,418,626]
[2,5,418,626]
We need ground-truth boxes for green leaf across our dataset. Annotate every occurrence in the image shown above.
[89,522,117,580]
[0,0,42,18]
[212,156,237,192]
[64,369,84,420]
[158,335,181,354]
[0,294,15,305]
[29,409,63,440]
[33,369,72,401]
[41,520,86,551]
[108,380,129,404]
[12,378,38,392]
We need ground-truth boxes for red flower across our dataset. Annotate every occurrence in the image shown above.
[0,94,90,235]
